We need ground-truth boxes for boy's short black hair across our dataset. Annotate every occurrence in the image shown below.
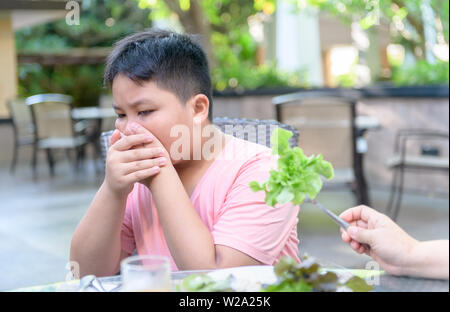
[104,29,213,118]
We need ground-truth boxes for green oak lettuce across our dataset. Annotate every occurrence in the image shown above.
[249,128,334,206]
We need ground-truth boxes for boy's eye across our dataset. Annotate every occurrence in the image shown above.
[139,110,153,116]
[117,113,126,119]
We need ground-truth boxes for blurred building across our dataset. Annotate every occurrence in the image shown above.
[265,1,391,88]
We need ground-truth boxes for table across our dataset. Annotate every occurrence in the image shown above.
[72,107,116,171]
[10,267,448,292]
[72,107,116,120]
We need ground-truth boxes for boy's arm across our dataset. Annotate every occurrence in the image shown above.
[70,131,165,277]
[148,163,262,270]
[70,182,129,277]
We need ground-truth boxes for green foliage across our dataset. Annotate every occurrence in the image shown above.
[18,64,105,108]
[304,0,449,60]
[138,0,307,91]
[336,71,357,87]
[179,255,373,292]
[15,0,152,107]
[249,128,334,207]
[210,28,307,90]
[391,60,450,86]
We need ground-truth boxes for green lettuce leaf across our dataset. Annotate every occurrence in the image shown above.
[250,128,334,206]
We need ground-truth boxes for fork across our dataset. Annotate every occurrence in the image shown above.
[306,198,371,253]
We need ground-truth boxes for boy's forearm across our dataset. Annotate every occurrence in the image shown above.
[402,240,449,280]
[149,165,217,270]
[70,182,128,277]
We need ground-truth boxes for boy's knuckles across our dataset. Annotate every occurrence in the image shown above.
[134,160,150,170]
[128,149,140,159]
[134,170,147,180]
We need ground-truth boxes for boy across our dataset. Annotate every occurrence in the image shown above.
[70,29,300,277]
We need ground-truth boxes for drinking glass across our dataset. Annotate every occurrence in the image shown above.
[120,255,172,292]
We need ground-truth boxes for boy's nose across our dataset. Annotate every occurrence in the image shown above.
[123,121,143,136]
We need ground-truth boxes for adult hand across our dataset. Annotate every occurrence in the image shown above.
[339,205,419,276]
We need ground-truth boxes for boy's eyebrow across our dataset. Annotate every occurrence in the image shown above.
[113,99,155,110]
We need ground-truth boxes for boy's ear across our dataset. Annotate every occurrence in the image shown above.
[188,94,209,123]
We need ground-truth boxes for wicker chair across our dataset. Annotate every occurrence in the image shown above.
[100,117,299,166]
[7,98,35,173]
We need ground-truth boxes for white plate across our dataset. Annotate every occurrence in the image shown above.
[207,265,277,292]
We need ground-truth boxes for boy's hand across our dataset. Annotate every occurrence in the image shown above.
[105,128,167,198]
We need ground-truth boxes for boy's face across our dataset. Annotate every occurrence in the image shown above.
[112,74,193,164]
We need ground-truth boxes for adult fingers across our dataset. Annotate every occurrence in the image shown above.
[347,226,374,245]
[350,220,368,229]
[357,245,367,254]
[342,221,368,245]
[350,240,361,252]
[341,229,351,243]
[339,205,380,224]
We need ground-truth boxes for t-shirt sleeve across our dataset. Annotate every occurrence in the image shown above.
[211,151,299,265]
[121,189,137,255]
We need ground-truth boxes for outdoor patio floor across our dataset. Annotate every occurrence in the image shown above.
[0,158,448,291]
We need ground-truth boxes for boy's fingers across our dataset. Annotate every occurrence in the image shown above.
[121,147,165,162]
[112,134,153,151]
[125,166,160,183]
[127,122,152,136]
[123,158,166,175]
[109,129,121,146]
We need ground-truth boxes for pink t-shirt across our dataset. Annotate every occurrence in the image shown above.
[120,134,300,271]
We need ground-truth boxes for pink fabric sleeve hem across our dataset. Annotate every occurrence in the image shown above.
[213,235,277,265]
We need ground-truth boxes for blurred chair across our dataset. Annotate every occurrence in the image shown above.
[26,93,89,178]
[212,117,299,148]
[99,117,300,166]
[98,94,116,133]
[386,129,449,221]
[7,98,35,173]
[273,91,370,206]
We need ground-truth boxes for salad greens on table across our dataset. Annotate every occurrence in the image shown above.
[180,256,374,292]
[249,127,334,207]
[263,256,373,292]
